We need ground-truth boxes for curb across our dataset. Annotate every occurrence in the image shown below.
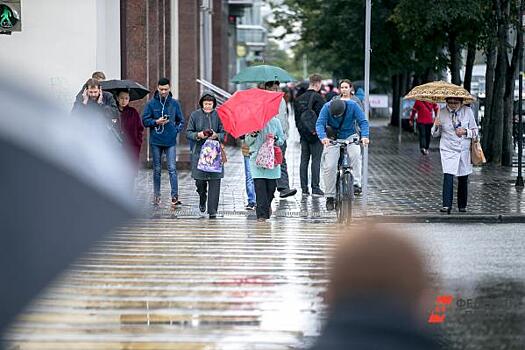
[356,214,525,224]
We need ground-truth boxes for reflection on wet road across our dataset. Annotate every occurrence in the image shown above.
[4,219,342,349]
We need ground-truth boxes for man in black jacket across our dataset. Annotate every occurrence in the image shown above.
[293,74,325,196]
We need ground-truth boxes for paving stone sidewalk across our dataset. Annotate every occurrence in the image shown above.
[135,119,525,220]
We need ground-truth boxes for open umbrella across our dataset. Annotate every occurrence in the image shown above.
[231,65,295,83]
[404,81,476,103]
[216,88,284,138]
[100,79,150,101]
[0,74,137,332]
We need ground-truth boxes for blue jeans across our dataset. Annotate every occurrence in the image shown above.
[244,156,256,204]
[152,144,178,198]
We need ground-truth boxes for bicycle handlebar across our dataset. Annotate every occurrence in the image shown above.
[329,138,361,146]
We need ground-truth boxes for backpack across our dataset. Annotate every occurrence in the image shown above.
[298,93,320,143]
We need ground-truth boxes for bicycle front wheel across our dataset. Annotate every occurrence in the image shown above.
[336,172,353,224]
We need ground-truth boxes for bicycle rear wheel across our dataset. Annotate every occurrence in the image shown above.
[336,172,353,224]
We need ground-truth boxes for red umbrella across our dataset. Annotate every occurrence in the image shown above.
[217,88,284,138]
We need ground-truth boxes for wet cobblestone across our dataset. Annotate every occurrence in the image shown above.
[134,122,525,219]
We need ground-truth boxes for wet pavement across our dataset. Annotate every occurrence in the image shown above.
[3,221,525,349]
[3,219,340,349]
[3,118,525,349]
[132,118,525,221]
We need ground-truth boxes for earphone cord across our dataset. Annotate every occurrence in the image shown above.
[155,97,167,134]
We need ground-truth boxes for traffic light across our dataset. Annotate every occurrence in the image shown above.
[0,1,21,35]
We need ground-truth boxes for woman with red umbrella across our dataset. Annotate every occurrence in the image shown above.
[245,117,285,222]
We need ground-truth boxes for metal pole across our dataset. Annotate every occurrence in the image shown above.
[362,0,371,214]
[517,0,524,187]
[399,99,403,143]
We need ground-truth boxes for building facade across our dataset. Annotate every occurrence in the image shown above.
[1,0,267,163]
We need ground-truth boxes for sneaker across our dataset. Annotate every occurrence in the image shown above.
[326,197,335,211]
[312,188,324,196]
[279,188,297,198]
[440,207,451,214]
[423,149,429,155]
[199,194,207,213]
[153,196,161,207]
[302,188,310,196]
[209,214,217,219]
[458,208,467,213]
[171,197,182,206]
[245,202,256,210]
[353,185,362,195]
[420,148,426,155]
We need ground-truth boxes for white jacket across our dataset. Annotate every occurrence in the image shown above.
[431,106,478,176]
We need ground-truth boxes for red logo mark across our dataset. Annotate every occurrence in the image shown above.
[428,295,453,324]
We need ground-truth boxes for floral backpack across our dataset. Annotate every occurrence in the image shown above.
[197,139,223,173]
[255,134,275,169]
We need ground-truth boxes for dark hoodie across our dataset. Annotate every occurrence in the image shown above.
[142,91,184,147]
[186,93,225,180]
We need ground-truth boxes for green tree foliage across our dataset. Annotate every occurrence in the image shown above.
[268,0,521,165]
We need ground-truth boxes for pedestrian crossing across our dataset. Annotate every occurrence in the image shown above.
[3,218,346,349]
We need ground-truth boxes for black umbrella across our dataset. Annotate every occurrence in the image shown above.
[0,74,137,332]
[100,79,150,101]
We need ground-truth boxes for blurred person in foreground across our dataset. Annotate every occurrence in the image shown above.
[310,226,440,350]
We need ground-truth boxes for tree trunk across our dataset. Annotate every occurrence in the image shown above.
[502,3,522,166]
[486,0,510,165]
[391,74,400,126]
[448,32,462,85]
[463,42,476,92]
[482,42,497,152]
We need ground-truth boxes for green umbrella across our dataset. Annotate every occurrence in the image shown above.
[231,64,295,83]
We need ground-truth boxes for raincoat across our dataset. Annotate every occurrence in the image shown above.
[245,117,284,179]
[431,105,478,176]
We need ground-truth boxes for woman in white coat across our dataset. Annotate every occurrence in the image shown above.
[431,97,479,214]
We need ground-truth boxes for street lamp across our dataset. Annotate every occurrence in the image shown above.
[517,0,524,188]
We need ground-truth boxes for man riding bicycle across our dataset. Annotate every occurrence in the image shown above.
[316,99,370,211]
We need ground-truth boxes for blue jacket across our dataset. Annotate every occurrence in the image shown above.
[142,91,184,147]
[316,99,369,140]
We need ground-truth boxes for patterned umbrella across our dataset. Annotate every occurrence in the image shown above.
[216,88,284,138]
[404,81,476,103]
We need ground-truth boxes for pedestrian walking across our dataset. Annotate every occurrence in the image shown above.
[116,90,144,165]
[186,93,225,219]
[142,78,184,208]
[431,97,479,214]
[241,137,257,210]
[410,100,439,155]
[264,80,297,198]
[71,78,119,121]
[294,74,326,196]
[245,117,285,222]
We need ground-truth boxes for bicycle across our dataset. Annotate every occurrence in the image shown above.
[330,138,361,224]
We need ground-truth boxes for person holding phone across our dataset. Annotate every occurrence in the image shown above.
[142,78,184,208]
[186,93,225,219]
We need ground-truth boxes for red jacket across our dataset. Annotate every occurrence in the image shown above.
[120,106,144,161]
[410,100,438,125]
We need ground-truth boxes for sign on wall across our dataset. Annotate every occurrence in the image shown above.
[369,94,388,108]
